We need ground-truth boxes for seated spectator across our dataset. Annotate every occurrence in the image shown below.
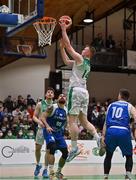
[27,94,36,106]
[0,101,4,124]
[12,106,22,117]
[106,34,116,49]
[3,107,12,118]
[92,33,105,51]
[79,129,87,140]
[97,106,106,132]
[1,125,7,138]
[28,130,35,139]
[5,130,16,139]
[27,105,35,119]
[4,95,14,112]
[17,95,26,110]
[0,130,4,139]
[17,129,28,139]
[91,106,99,126]
[11,123,20,136]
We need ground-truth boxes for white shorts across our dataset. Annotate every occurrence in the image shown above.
[35,127,44,145]
[67,87,89,115]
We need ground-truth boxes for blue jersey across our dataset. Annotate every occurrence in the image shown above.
[46,104,67,136]
[106,101,131,129]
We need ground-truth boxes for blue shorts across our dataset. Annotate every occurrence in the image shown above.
[43,128,67,149]
[105,127,132,156]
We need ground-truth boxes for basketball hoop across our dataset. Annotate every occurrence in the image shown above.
[33,16,56,47]
[17,44,33,56]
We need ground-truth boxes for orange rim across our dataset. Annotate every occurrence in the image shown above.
[33,16,56,25]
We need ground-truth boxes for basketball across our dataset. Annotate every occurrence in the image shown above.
[59,15,72,28]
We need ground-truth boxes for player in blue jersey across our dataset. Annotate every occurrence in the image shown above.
[102,89,136,180]
[59,18,101,162]
[41,93,68,179]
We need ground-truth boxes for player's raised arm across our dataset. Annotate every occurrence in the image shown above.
[59,39,74,66]
[59,17,83,64]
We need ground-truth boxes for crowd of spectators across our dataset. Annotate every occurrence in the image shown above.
[91,33,116,52]
[0,94,37,139]
[0,95,135,140]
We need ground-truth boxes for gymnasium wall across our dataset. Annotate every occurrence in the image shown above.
[88,72,136,103]
[0,44,56,101]
[0,55,136,103]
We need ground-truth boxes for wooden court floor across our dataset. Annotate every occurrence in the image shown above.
[0,163,136,180]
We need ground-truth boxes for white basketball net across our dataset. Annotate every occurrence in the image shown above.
[33,17,56,47]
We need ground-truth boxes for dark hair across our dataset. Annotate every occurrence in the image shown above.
[46,87,55,93]
[119,89,130,101]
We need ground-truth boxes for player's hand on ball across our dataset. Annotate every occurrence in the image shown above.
[59,15,72,29]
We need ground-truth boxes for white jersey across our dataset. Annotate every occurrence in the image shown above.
[69,57,91,89]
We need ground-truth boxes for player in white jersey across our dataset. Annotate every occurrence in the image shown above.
[59,20,101,162]
[102,89,136,180]
[33,87,54,178]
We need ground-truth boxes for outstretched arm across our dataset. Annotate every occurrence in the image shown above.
[60,22,83,64]
[59,39,74,66]
[41,106,54,133]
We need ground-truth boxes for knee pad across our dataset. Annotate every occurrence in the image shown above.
[61,148,68,160]
[47,143,56,155]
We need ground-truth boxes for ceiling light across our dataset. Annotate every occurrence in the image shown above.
[83,11,93,23]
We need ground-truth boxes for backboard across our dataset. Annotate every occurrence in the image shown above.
[0,0,44,37]
[3,36,47,58]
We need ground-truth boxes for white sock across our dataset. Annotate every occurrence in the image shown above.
[126,171,131,177]
[104,174,109,178]
[93,132,100,141]
[48,164,54,174]
[71,141,77,151]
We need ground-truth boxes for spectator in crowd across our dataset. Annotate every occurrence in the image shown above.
[0,101,4,124]
[17,95,26,110]
[27,94,36,106]
[97,106,106,132]
[17,129,28,139]
[5,130,16,139]
[1,125,7,138]
[11,123,20,136]
[12,106,22,117]
[27,105,35,119]
[4,95,14,112]
[92,33,105,51]
[79,129,87,140]
[0,130,4,139]
[91,106,99,127]
[28,130,35,139]
[106,35,116,49]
